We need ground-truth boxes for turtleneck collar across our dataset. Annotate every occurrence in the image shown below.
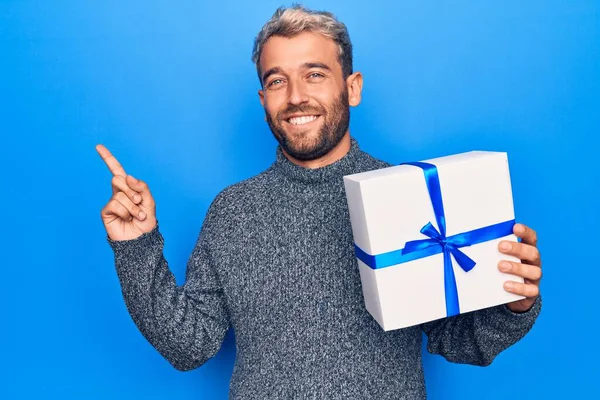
[272,136,362,184]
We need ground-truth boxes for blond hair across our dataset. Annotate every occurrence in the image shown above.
[251,4,353,85]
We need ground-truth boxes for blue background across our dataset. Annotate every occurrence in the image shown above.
[1,0,598,398]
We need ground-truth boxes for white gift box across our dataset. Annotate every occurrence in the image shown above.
[343,151,525,331]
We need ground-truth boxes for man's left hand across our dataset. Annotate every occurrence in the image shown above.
[497,223,542,313]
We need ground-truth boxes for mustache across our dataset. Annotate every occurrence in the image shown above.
[277,104,324,121]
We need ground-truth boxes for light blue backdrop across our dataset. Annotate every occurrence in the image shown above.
[1,0,597,398]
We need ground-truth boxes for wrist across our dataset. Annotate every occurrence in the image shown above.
[505,296,539,314]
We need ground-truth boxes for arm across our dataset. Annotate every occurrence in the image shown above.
[107,213,230,371]
[421,296,541,366]
[96,144,230,371]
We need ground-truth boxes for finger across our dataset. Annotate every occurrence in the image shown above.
[102,198,133,222]
[513,223,537,247]
[112,175,143,204]
[126,175,155,208]
[96,144,127,177]
[503,281,540,298]
[114,192,147,220]
[498,260,542,281]
[498,240,541,266]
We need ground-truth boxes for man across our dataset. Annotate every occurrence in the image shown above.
[97,5,542,399]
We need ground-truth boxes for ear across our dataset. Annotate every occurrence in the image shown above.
[258,90,268,121]
[346,72,363,107]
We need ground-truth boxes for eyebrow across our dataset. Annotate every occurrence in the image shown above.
[261,62,332,85]
[262,67,281,85]
[303,62,331,71]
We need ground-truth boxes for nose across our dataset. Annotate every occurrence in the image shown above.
[287,80,309,105]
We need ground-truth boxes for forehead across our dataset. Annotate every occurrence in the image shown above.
[259,31,341,73]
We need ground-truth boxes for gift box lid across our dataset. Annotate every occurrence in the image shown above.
[343,151,515,256]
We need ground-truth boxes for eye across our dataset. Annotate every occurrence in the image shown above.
[308,72,325,79]
[267,78,284,88]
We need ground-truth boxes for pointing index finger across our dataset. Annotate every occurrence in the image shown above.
[96,144,127,177]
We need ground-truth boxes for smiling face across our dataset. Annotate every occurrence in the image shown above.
[258,32,362,162]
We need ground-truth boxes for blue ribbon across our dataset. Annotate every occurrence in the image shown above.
[354,161,515,317]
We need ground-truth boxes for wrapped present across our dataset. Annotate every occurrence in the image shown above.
[343,151,525,331]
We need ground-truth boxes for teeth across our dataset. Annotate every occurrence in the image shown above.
[288,115,318,125]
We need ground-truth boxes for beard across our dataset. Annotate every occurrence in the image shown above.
[265,88,350,161]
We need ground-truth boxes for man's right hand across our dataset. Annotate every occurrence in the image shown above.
[96,144,158,241]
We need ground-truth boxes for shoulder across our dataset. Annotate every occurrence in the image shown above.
[205,166,276,220]
[356,148,394,172]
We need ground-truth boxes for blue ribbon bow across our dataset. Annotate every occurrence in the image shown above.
[354,161,515,317]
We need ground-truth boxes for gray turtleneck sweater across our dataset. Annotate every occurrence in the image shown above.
[107,137,541,399]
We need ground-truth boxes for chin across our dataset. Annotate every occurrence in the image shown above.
[282,134,340,161]
[280,130,320,154]
[285,130,321,148]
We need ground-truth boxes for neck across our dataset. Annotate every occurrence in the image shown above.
[281,132,352,169]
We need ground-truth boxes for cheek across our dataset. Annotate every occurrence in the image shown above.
[264,96,285,119]
[309,91,336,112]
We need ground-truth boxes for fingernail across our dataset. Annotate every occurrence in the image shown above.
[139,211,146,219]
[515,224,524,234]
[499,241,511,251]
[133,194,141,203]
[504,282,515,290]
[499,261,511,272]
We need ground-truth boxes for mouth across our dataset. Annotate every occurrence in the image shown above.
[284,114,321,126]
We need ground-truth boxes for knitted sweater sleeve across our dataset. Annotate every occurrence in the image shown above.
[421,296,541,366]
[105,198,230,371]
